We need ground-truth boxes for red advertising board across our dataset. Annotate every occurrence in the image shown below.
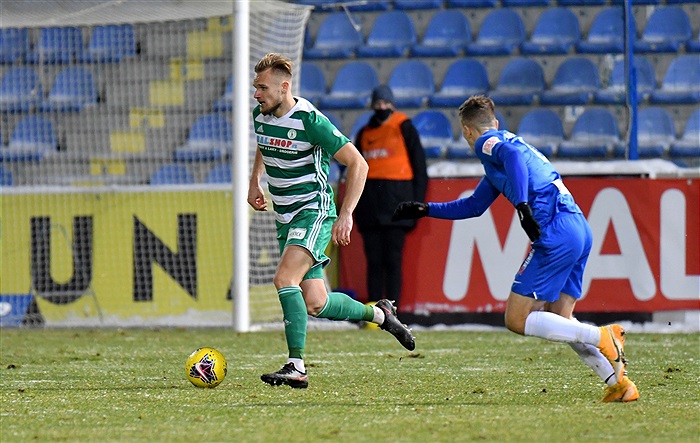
[339,178,700,313]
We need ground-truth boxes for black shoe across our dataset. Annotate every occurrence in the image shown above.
[260,363,308,389]
[376,299,415,351]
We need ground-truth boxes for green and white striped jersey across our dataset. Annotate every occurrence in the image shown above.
[253,97,350,224]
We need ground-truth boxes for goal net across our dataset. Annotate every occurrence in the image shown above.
[0,0,311,328]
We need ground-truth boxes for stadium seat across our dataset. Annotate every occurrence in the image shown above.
[39,67,98,112]
[411,10,471,57]
[446,0,496,6]
[212,74,233,112]
[517,109,564,158]
[205,163,232,184]
[394,0,444,9]
[488,58,544,106]
[411,110,452,159]
[26,27,84,64]
[429,59,489,108]
[520,8,580,55]
[539,57,601,106]
[557,108,619,159]
[557,0,605,5]
[321,110,343,134]
[347,1,390,11]
[649,55,700,104]
[634,6,692,53]
[149,164,196,185]
[0,28,30,64]
[610,0,662,6]
[299,63,326,106]
[303,12,363,59]
[2,115,57,162]
[465,9,526,56]
[387,60,435,108]
[0,67,43,113]
[595,57,656,105]
[318,62,378,109]
[669,108,700,159]
[614,107,675,159]
[687,29,700,53]
[174,113,233,162]
[0,165,12,186]
[502,0,549,5]
[576,7,626,54]
[350,111,374,142]
[81,24,136,63]
[357,11,417,58]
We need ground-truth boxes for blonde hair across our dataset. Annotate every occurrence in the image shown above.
[254,52,293,78]
[458,95,497,131]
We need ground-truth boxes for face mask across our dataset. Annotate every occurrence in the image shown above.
[374,108,393,122]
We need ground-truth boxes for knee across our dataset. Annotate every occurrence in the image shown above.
[504,309,527,335]
[306,300,324,317]
[273,273,298,290]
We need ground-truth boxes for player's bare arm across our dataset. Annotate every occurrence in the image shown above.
[331,142,368,246]
[247,148,268,211]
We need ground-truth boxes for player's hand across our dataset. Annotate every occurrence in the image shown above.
[392,201,429,221]
[332,212,353,246]
[516,202,540,242]
[247,185,267,211]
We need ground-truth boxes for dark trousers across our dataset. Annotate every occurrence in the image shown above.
[360,227,408,306]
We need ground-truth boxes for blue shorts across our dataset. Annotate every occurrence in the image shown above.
[511,211,592,303]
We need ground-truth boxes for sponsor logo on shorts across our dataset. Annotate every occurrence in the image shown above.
[482,136,499,156]
[288,228,307,240]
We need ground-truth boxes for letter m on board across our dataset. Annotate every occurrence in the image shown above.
[132,214,197,301]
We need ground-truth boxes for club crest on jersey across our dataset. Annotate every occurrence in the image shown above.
[288,228,307,240]
[482,136,499,156]
[287,129,297,139]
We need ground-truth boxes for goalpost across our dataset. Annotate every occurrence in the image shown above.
[0,0,311,330]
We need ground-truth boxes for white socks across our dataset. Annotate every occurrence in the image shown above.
[372,306,385,325]
[569,342,618,387]
[288,358,305,373]
[524,310,601,345]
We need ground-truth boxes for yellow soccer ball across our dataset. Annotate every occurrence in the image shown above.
[185,347,227,388]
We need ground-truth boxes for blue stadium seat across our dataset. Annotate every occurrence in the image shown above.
[350,111,374,142]
[205,163,232,184]
[394,0,444,9]
[303,12,363,59]
[174,113,233,162]
[212,74,233,112]
[557,108,619,159]
[614,107,675,158]
[321,110,343,134]
[149,164,195,185]
[634,6,692,53]
[688,29,700,53]
[465,9,526,56]
[411,10,471,57]
[347,1,390,11]
[557,0,605,5]
[446,0,496,6]
[517,109,564,158]
[0,28,30,64]
[520,8,580,55]
[411,110,452,159]
[0,165,12,186]
[80,24,136,63]
[610,0,662,5]
[318,62,378,109]
[0,67,43,113]
[429,59,489,108]
[299,63,326,106]
[595,57,656,105]
[576,7,626,54]
[39,67,98,112]
[669,108,700,159]
[649,55,700,104]
[26,27,84,64]
[502,0,549,5]
[488,58,544,106]
[387,60,435,108]
[2,115,57,162]
[539,57,601,106]
[357,11,417,58]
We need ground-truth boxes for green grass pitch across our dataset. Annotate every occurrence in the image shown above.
[1,327,698,442]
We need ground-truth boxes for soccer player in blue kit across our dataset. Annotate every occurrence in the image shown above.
[393,96,639,402]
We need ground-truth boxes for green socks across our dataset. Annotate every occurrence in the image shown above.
[316,291,375,322]
[278,286,307,359]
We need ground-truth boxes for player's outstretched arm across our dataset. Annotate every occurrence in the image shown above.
[332,142,368,246]
[392,202,429,220]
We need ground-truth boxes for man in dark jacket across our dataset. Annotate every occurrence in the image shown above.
[354,85,428,309]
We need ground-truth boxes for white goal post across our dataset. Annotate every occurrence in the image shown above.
[0,0,312,330]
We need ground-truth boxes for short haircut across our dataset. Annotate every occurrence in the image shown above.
[254,53,293,78]
[458,95,497,131]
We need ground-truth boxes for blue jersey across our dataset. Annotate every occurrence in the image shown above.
[429,129,581,228]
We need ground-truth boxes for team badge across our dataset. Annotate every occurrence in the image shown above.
[287,129,297,139]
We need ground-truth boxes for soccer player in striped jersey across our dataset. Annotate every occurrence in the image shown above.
[393,96,638,402]
[249,53,415,389]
